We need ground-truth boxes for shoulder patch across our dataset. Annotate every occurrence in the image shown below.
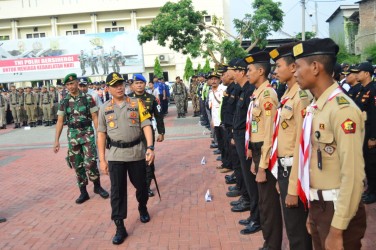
[336,96,350,105]
[264,101,273,110]
[341,119,356,134]
[299,90,308,98]
[263,90,270,97]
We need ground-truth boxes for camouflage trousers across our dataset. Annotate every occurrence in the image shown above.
[192,95,200,112]
[66,139,100,187]
[174,95,185,114]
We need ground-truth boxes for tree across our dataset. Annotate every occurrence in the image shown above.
[202,58,211,73]
[336,42,360,65]
[183,57,194,81]
[153,57,163,78]
[295,32,316,40]
[138,0,283,65]
[196,63,202,73]
[364,44,376,63]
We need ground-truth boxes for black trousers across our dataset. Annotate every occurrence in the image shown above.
[234,130,259,222]
[278,165,312,250]
[223,126,242,189]
[109,160,149,220]
[363,135,376,193]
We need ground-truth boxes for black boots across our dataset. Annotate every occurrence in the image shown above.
[76,186,90,204]
[93,179,109,199]
[112,219,128,245]
[192,111,199,117]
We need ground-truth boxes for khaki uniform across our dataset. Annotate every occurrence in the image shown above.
[0,93,6,127]
[50,89,59,121]
[34,90,43,123]
[40,91,53,123]
[307,83,366,249]
[9,91,20,124]
[18,91,27,124]
[276,83,312,250]
[250,80,280,249]
[24,92,37,124]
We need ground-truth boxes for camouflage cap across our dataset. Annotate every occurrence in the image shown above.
[63,73,78,84]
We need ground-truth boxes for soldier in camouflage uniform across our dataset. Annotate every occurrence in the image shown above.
[110,46,121,73]
[50,86,59,124]
[33,87,43,125]
[54,73,109,204]
[79,50,87,76]
[17,87,27,126]
[24,86,37,127]
[172,76,187,118]
[189,75,200,117]
[129,74,165,197]
[89,51,99,75]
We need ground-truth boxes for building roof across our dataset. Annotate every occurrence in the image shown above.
[326,4,359,23]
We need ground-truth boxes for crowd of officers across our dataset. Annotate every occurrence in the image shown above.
[192,38,375,250]
[0,81,111,129]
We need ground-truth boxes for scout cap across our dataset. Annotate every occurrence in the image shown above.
[244,51,270,64]
[292,38,339,60]
[133,74,146,82]
[33,87,39,90]
[207,72,221,79]
[355,62,374,74]
[63,73,77,84]
[269,42,297,62]
[78,77,88,85]
[106,72,124,86]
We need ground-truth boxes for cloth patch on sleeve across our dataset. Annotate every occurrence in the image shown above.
[341,119,356,134]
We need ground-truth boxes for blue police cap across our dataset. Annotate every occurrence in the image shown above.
[133,74,146,82]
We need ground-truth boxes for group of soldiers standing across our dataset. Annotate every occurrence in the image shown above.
[194,37,374,250]
[78,46,122,76]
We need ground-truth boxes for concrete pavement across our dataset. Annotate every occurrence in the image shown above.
[0,103,375,249]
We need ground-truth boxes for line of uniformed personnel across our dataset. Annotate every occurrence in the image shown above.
[198,37,373,250]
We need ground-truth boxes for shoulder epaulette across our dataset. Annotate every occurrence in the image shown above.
[336,95,350,105]
[263,90,270,97]
[299,90,308,98]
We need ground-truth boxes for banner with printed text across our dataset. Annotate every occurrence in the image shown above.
[0,31,144,83]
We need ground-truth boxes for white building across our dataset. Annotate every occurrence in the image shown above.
[0,0,234,86]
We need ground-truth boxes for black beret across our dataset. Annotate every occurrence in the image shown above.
[269,42,298,62]
[106,72,124,86]
[293,38,339,59]
[244,51,270,64]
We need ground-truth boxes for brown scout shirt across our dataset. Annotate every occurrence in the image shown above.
[98,96,151,162]
[24,92,36,106]
[309,83,365,230]
[275,83,312,196]
[250,80,279,169]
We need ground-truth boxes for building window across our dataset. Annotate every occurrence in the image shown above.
[66,30,85,36]
[105,27,124,32]
[204,15,212,23]
[26,33,46,39]
[0,35,10,40]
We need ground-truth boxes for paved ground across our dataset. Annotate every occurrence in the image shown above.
[1,103,376,250]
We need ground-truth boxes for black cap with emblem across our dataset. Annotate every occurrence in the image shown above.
[292,38,339,60]
[106,72,124,86]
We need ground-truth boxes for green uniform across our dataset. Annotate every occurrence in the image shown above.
[57,91,100,187]
[190,80,200,113]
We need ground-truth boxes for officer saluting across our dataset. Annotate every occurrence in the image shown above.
[293,38,366,250]
[97,72,155,245]
[269,43,312,250]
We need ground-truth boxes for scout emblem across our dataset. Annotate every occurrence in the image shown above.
[324,145,335,155]
[341,119,356,134]
[109,121,115,128]
[281,121,288,129]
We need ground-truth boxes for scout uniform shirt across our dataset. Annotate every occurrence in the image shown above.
[309,83,365,230]
[9,91,19,106]
[250,80,278,170]
[274,83,312,195]
[98,96,151,162]
[40,91,53,106]
[24,92,36,106]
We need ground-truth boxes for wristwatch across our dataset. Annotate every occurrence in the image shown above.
[146,145,155,150]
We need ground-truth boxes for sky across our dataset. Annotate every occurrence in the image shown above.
[231,0,356,39]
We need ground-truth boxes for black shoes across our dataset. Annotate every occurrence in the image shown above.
[225,177,236,185]
[239,216,251,226]
[113,219,128,245]
[228,185,239,192]
[148,188,155,197]
[76,186,90,204]
[231,201,250,212]
[0,217,6,223]
[216,156,222,161]
[93,180,109,199]
[363,192,376,204]
[210,143,218,149]
[213,149,221,155]
[140,211,150,223]
[240,221,261,235]
[226,189,241,197]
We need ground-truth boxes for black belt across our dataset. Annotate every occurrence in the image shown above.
[43,103,50,104]
[109,137,141,148]
[53,101,58,103]
[175,93,182,95]
[26,103,33,105]
[67,120,92,129]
